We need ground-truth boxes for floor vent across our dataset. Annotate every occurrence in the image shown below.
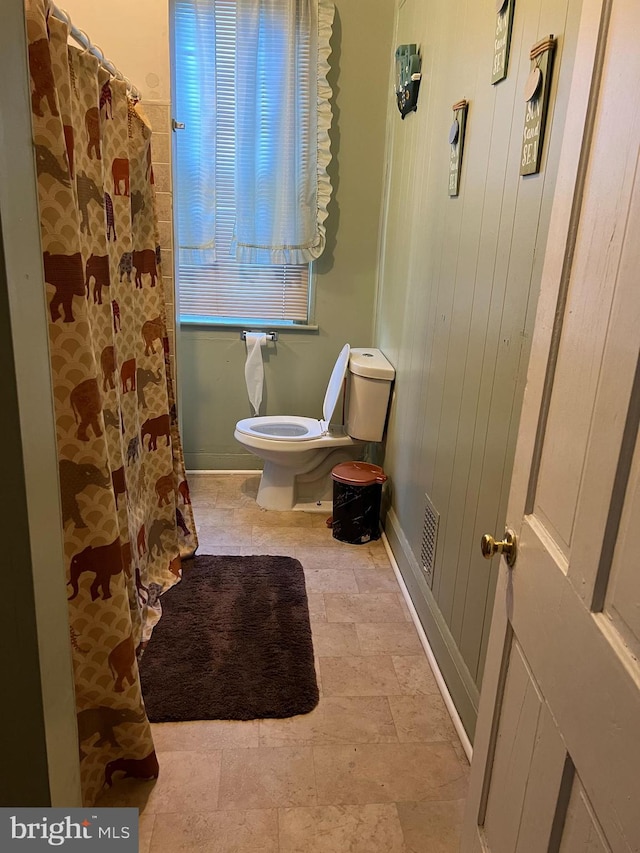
[421,494,440,589]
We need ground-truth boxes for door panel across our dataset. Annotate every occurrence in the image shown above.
[483,642,567,853]
[534,30,640,559]
[559,780,611,853]
[483,642,544,853]
[512,521,640,841]
[567,151,640,603]
[605,439,640,654]
[463,0,640,850]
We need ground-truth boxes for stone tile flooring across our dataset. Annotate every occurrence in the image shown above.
[99,473,469,851]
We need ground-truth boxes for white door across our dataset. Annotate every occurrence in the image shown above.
[462,0,640,850]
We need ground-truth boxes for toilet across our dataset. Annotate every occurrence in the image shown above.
[234,344,395,510]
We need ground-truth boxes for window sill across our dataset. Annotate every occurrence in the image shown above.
[179,317,319,332]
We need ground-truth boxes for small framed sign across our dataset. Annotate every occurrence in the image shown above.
[492,0,516,84]
[520,35,556,176]
[449,99,469,197]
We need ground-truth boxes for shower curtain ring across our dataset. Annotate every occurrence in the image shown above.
[54,5,71,26]
[76,28,91,54]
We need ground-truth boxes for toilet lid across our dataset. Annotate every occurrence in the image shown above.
[323,344,351,425]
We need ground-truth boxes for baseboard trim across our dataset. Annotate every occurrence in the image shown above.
[385,508,479,740]
[184,451,262,470]
[187,469,261,475]
[381,530,473,763]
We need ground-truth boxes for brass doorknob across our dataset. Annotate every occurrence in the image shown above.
[481,529,517,567]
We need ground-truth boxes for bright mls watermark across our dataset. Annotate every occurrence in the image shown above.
[0,809,138,850]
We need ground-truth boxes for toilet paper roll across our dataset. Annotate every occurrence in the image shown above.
[244,332,267,415]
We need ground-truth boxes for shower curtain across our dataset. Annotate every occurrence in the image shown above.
[25,0,198,805]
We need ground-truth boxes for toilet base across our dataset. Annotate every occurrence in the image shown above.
[256,447,361,511]
[257,462,298,511]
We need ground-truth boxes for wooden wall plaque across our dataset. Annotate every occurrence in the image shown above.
[492,0,515,84]
[449,100,469,197]
[520,35,556,176]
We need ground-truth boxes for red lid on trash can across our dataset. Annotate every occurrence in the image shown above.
[331,461,387,486]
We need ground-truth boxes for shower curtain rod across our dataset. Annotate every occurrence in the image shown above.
[48,3,142,101]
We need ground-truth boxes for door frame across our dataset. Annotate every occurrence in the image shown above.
[0,0,81,806]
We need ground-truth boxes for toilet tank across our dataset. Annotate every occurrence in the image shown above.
[346,348,395,442]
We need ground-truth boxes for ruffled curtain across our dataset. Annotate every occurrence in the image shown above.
[232,0,334,264]
[25,0,197,805]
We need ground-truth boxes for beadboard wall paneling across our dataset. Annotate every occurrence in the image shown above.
[376,0,583,738]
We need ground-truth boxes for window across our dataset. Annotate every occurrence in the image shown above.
[173,0,313,325]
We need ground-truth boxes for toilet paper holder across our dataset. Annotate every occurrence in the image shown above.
[241,330,278,342]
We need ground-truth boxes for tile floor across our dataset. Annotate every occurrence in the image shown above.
[99,472,469,852]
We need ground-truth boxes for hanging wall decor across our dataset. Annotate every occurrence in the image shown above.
[492,0,516,84]
[395,44,422,119]
[520,35,556,176]
[448,99,469,197]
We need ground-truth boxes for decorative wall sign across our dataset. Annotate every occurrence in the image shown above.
[492,0,516,84]
[520,35,556,175]
[449,100,469,197]
[395,44,422,119]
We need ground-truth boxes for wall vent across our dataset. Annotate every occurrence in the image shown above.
[420,493,440,589]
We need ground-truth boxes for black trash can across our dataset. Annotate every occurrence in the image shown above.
[331,462,387,544]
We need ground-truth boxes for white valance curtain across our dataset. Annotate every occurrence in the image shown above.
[232,0,334,265]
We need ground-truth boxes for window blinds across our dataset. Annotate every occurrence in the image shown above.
[173,0,311,324]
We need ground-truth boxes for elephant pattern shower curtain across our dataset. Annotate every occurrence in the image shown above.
[25,0,198,804]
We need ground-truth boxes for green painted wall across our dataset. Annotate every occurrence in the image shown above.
[180,0,396,470]
[375,0,583,738]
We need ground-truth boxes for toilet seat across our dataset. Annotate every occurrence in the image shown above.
[233,424,354,455]
[235,415,324,441]
[235,344,351,442]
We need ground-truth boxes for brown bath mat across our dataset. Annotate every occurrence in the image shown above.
[139,555,319,721]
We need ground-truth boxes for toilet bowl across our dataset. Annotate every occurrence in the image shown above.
[235,344,395,510]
